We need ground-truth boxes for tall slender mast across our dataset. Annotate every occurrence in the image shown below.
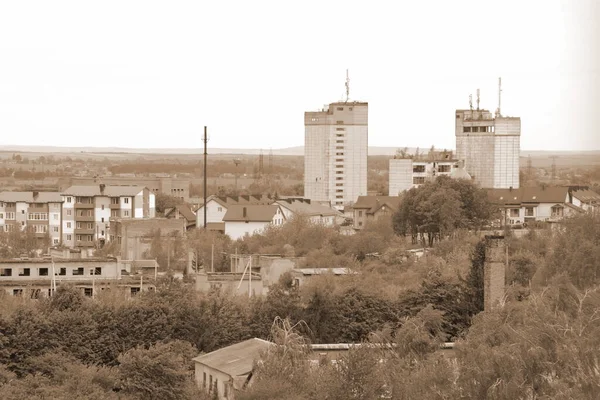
[203,126,208,229]
[496,77,502,117]
[345,69,350,102]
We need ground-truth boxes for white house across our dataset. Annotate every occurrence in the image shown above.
[570,188,600,213]
[193,338,273,399]
[223,204,286,240]
[487,186,582,226]
[273,198,342,226]
[196,195,274,232]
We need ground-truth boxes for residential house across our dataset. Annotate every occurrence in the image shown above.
[193,338,273,399]
[223,204,286,240]
[352,196,401,230]
[164,204,196,231]
[487,186,582,226]
[196,195,273,232]
[273,198,343,226]
[109,217,185,260]
[291,268,355,288]
[61,184,155,248]
[570,188,600,213]
[0,191,63,246]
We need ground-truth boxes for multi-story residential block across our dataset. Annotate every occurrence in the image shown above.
[304,101,368,210]
[455,88,520,189]
[64,176,191,202]
[61,185,155,248]
[388,158,470,195]
[0,191,63,246]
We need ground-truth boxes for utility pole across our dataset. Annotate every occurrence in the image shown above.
[203,126,208,229]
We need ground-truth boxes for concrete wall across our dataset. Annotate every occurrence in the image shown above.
[194,363,233,400]
[484,237,506,311]
[111,218,185,259]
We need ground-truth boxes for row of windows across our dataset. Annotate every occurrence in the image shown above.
[65,197,130,205]
[463,126,494,133]
[0,212,15,219]
[28,213,48,220]
[0,266,103,277]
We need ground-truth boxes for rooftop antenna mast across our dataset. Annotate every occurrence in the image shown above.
[345,69,350,102]
[496,77,502,117]
[476,88,480,110]
[469,94,473,111]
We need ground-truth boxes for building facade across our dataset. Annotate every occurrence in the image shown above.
[389,158,464,195]
[66,176,190,202]
[455,107,520,189]
[0,191,63,246]
[109,217,185,260]
[352,196,401,230]
[61,185,155,248]
[304,102,368,209]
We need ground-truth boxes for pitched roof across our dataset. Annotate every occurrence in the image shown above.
[62,185,146,197]
[572,189,600,203]
[223,205,282,222]
[276,200,341,217]
[353,196,401,214]
[0,191,63,203]
[192,338,273,377]
[164,204,196,222]
[487,187,569,205]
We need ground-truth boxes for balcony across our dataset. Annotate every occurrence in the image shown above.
[109,203,121,209]
[76,241,95,248]
[75,228,95,235]
[75,203,95,209]
[74,215,95,222]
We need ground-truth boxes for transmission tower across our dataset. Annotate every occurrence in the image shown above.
[268,148,273,174]
[258,150,264,178]
[550,156,558,181]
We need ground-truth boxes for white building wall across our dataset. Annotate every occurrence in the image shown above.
[62,196,75,247]
[196,200,228,227]
[225,221,271,240]
[120,196,133,218]
[389,159,413,196]
[48,202,62,245]
[133,192,144,218]
[148,193,156,218]
[493,117,521,189]
[94,197,111,241]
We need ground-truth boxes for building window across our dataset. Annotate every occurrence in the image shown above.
[1,268,12,277]
[13,289,23,296]
[336,152,344,156]
[438,165,451,173]
[111,197,119,205]
[510,209,520,218]
[66,209,72,216]
[551,206,564,218]
[131,287,140,296]
[217,207,223,212]
[101,205,104,210]
[53,239,59,245]
[19,268,30,277]
[123,210,130,217]
[337,107,344,111]
[66,234,72,241]
[336,120,344,124]
[336,189,343,193]
[203,372,206,388]
[0,213,3,219]
[59,268,66,276]
[336,183,343,187]
[84,288,93,297]
[413,177,426,184]
[67,222,72,229]
[67,197,72,203]
[358,211,363,217]
[336,177,343,181]
[91,267,102,275]
[124,198,129,204]
[53,226,59,232]
[5,212,15,220]
[413,165,426,173]
[73,268,84,276]
[101,217,104,222]
[39,268,49,276]
[525,207,535,217]
[463,127,471,133]
[358,221,363,227]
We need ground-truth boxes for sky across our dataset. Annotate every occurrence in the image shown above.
[0,0,598,151]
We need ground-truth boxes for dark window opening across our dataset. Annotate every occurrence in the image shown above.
[39,268,49,276]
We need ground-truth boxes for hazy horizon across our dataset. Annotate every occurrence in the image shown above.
[0,1,598,151]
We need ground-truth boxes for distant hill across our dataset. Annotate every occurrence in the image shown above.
[0,144,598,158]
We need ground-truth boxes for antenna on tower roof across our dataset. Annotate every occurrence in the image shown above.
[469,94,473,111]
[345,69,350,102]
[476,88,480,110]
[496,77,502,118]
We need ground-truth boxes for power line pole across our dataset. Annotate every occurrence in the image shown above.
[203,126,208,229]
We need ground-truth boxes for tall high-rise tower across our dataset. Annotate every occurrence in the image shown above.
[304,75,367,209]
[455,80,520,189]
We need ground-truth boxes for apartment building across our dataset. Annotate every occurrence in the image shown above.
[304,101,368,210]
[61,184,155,248]
[65,176,191,202]
[0,191,63,246]
[388,158,470,196]
[455,86,520,189]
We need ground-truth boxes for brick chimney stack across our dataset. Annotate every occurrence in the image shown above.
[484,235,507,312]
